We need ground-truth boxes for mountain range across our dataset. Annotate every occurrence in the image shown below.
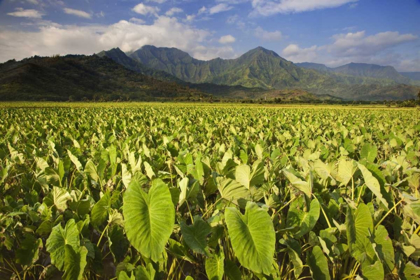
[0,45,419,102]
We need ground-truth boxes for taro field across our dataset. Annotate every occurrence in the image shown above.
[0,103,419,280]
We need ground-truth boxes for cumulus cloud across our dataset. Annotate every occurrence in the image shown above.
[329,31,417,57]
[219,35,236,44]
[282,44,319,62]
[63,8,92,19]
[281,30,418,70]
[129,17,146,24]
[7,8,44,18]
[165,8,183,16]
[209,3,233,14]
[250,0,358,16]
[254,27,282,41]
[132,3,160,16]
[0,16,236,63]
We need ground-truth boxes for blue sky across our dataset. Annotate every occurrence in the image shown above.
[0,0,419,71]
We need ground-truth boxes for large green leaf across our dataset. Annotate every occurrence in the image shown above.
[62,245,88,280]
[91,192,111,228]
[225,202,275,275]
[283,169,311,198]
[361,260,384,280]
[123,178,175,262]
[135,263,156,280]
[46,219,80,271]
[346,203,375,263]
[357,163,389,208]
[374,225,394,271]
[205,251,224,280]
[44,187,72,212]
[234,160,265,189]
[16,234,43,267]
[403,261,420,280]
[180,215,212,256]
[308,246,330,280]
[360,143,377,163]
[217,178,250,205]
[286,196,320,238]
[224,259,242,280]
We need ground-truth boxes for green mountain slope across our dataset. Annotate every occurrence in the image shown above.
[97,48,184,83]
[297,62,412,85]
[400,72,420,81]
[0,55,205,101]
[333,63,411,84]
[128,46,419,100]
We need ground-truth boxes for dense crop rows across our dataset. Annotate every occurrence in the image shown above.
[0,104,419,280]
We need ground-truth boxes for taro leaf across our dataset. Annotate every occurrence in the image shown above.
[307,246,331,280]
[287,247,303,278]
[167,239,195,263]
[336,158,356,186]
[217,178,250,206]
[135,263,156,280]
[374,225,394,271]
[403,261,420,280]
[178,178,199,206]
[46,219,80,271]
[118,271,135,280]
[235,161,265,189]
[180,215,211,256]
[224,259,242,280]
[283,169,311,198]
[62,245,88,280]
[16,234,43,267]
[143,161,155,179]
[360,143,377,163]
[91,192,111,228]
[67,150,82,171]
[235,164,251,189]
[225,202,275,275]
[205,250,224,280]
[44,187,72,212]
[361,260,384,280]
[123,178,175,262]
[286,196,320,238]
[85,160,99,183]
[346,203,375,263]
[357,163,389,209]
[121,163,132,188]
[108,225,129,262]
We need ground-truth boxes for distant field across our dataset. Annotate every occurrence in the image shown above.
[0,103,419,280]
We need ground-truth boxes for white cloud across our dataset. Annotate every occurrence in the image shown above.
[7,8,44,18]
[281,30,418,70]
[184,14,196,22]
[166,8,183,16]
[219,35,236,44]
[250,0,358,16]
[146,0,166,3]
[132,3,160,16]
[198,6,207,15]
[129,17,146,24]
[282,44,319,62]
[254,27,282,41]
[0,16,235,63]
[63,8,92,19]
[26,0,40,4]
[329,31,417,57]
[209,3,233,14]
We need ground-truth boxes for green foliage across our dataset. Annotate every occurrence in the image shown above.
[123,178,175,262]
[0,104,419,280]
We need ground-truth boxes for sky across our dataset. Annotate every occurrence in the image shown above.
[0,0,419,71]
